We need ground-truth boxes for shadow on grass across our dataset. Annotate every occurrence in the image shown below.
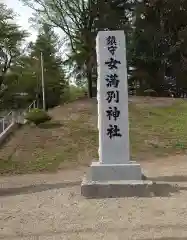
[39,122,63,129]
[0,181,81,197]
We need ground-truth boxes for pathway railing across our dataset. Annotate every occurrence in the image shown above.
[27,100,37,113]
[0,111,15,135]
[16,100,37,124]
[0,100,37,136]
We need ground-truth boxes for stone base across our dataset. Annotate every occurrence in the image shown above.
[81,177,153,198]
[90,161,142,181]
[81,161,149,198]
[81,162,179,198]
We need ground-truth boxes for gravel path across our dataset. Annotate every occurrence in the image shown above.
[1,155,187,239]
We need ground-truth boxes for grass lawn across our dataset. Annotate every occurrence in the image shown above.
[0,97,187,175]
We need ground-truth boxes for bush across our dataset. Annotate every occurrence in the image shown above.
[144,89,158,97]
[25,108,51,125]
[61,86,87,103]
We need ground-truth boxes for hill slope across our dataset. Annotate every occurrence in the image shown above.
[0,97,187,175]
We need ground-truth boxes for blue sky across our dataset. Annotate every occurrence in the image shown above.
[5,0,37,42]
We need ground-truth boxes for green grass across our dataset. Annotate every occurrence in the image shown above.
[129,99,187,160]
[1,98,187,175]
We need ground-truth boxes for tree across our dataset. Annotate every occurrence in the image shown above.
[130,0,166,93]
[0,3,27,89]
[1,24,67,110]
[30,24,67,108]
[0,54,37,110]
[21,0,135,97]
[131,0,187,95]
[20,0,95,97]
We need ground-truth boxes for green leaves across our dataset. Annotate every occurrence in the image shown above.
[21,0,136,92]
[27,24,66,108]
[25,108,51,125]
[0,3,28,87]
[130,0,187,93]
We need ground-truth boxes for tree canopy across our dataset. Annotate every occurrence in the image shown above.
[0,3,67,110]
[30,24,67,108]
[130,0,187,96]
[2,0,187,100]
[21,0,136,97]
[0,3,27,88]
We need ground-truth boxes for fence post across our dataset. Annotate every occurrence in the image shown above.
[2,118,5,132]
[12,111,16,123]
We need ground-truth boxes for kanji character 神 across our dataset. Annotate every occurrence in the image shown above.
[106,106,120,121]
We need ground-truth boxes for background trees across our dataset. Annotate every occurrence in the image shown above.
[0,2,67,110]
[21,0,95,96]
[21,0,135,97]
[130,0,187,96]
[1,0,187,103]
[0,3,27,103]
[29,24,67,108]
[15,25,67,109]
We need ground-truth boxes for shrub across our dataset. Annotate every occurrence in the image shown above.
[144,89,158,97]
[61,86,87,103]
[25,108,51,125]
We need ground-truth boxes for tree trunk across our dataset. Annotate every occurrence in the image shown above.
[86,56,94,98]
[87,68,93,98]
[0,75,4,87]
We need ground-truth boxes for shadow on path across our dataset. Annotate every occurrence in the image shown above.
[82,181,187,199]
[1,224,187,239]
[150,175,187,182]
[1,179,187,198]
[137,238,187,240]
[38,122,63,129]
[0,181,81,197]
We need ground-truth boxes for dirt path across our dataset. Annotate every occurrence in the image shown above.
[1,155,187,239]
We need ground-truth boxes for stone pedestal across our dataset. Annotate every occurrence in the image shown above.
[81,161,145,198]
[81,178,153,198]
[90,161,142,181]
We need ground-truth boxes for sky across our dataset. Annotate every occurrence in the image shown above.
[4,0,67,55]
[3,0,37,42]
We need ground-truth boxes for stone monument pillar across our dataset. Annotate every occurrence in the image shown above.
[97,30,130,165]
[81,31,146,198]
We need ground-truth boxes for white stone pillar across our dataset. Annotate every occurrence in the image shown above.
[89,30,142,182]
[97,30,129,164]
